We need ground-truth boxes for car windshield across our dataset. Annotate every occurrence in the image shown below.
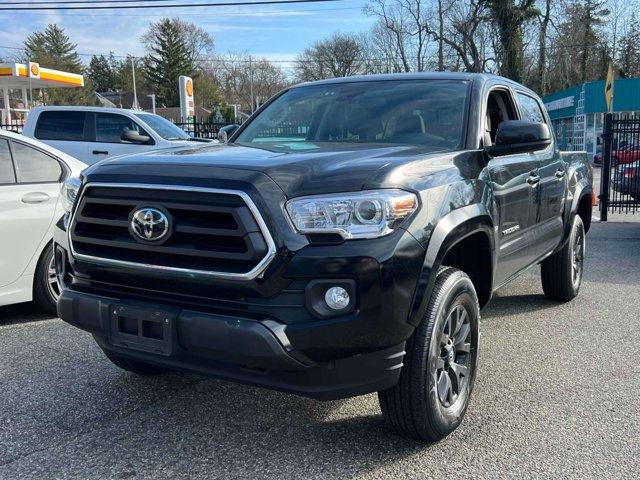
[235,79,469,151]
[134,113,191,140]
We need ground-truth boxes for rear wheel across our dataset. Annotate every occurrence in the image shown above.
[33,243,60,314]
[541,215,585,301]
[378,267,479,442]
[103,350,170,376]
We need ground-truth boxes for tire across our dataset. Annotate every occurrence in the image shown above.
[378,267,480,442]
[33,243,60,314]
[103,350,170,376]
[541,215,585,302]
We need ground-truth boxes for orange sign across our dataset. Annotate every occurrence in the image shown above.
[186,79,193,97]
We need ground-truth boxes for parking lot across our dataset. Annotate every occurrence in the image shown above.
[1,220,639,479]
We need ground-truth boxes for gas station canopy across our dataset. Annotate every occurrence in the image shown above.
[0,62,84,124]
[0,62,84,88]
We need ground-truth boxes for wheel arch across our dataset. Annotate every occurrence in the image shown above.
[408,204,496,326]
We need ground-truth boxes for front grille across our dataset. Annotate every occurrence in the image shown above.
[69,184,275,278]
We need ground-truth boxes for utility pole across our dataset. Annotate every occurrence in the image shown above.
[249,55,254,114]
[131,57,140,110]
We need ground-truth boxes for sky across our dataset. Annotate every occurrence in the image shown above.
[0,0,374,73]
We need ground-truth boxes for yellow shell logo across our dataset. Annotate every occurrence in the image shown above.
[30,64,39,76]
[185,79,193,97]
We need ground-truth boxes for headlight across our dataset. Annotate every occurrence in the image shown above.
[285,189,418,239]
[61,176,81,214]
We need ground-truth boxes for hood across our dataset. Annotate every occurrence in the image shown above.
[95,142,454,197]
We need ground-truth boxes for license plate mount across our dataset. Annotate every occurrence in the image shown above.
[109,305,175,356]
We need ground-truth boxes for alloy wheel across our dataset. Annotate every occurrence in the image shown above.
[435,305,472,408]
[46,253,61,302]
[572,225,585,288]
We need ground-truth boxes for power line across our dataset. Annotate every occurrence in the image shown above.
[4,0,194,4]
[0,5,361,17]
[0,0,343,10]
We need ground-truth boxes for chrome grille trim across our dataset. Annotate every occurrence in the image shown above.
[67,183,277,280]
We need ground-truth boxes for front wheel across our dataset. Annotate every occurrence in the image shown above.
[33,243,60,314]
[378,267,479,442]
[541,215,585,301]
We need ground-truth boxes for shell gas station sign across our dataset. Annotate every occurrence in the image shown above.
[179,75,194,120]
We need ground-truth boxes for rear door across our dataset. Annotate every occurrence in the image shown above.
[515,91,566,259]
[88,112,157,164]
[484,87,540,285]
[0,139,63,287]
[32,110,89,162]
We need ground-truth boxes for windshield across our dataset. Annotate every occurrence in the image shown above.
[134,113,191,140]
[235,79,469,151]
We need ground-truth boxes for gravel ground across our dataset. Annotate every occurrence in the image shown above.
[1,221,639,480]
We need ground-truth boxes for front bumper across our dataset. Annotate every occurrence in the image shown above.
[58,288,405,400]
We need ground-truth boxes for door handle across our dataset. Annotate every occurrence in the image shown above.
[526,174,540,185]
[21,192,50,205]
[555,169,566,179]
[92,150,109,155]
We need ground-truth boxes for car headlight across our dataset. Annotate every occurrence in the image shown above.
[285,189,418,239]
[61,176,81,214]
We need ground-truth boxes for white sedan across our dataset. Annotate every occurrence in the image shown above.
[0,130,85,313]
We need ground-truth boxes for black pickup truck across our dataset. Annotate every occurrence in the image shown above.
[54,73,592,441]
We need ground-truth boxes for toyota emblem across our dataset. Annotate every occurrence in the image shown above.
[130,207,170,243]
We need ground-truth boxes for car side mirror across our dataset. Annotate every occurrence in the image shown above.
[218,124,239,143]
[121,129,152,145]
[485,120,552,157]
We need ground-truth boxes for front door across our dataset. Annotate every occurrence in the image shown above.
[88,112,157,164]
[484,88,539,285]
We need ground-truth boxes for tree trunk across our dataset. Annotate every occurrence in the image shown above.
[538,0,551,94]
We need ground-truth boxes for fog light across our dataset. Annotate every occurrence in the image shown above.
[325,286,350,310]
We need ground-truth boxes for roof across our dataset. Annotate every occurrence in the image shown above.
[542,77,640,119]
[30,105,149,115]
[291,72,506,88]
[0,62,84,88]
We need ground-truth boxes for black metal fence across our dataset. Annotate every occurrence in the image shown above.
[172,120,230,139]
[0,122,23,134]
[600,113,640,220]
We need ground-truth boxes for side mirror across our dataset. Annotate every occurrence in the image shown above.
[218,124,239,143]
[486,120,551,157]
[121,129,151,145]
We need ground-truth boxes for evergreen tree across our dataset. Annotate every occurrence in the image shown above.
[23,24,95,106]
[24,24,83,73]
[617,13,640,78]
[143,19,197,106]
[88,54,117,92]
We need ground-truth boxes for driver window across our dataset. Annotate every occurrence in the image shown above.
[484,90,517,146]
[96,113,149,144]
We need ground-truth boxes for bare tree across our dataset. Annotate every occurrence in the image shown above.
[425,0,492,72]
[214,52,288,112]
[364,0,432,71]
[294,32,369,81]
[536,0,552,94]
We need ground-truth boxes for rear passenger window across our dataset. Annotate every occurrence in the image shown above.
[12,142,63,183]
[0,139,15,184]
[516,93,546,123]
[35,111,86,141]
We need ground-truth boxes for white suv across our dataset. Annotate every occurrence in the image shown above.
[22,106,211,165]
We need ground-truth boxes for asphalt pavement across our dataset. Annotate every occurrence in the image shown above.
[1,221,639,479]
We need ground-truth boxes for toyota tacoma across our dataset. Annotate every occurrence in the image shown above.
[54,73,593,441]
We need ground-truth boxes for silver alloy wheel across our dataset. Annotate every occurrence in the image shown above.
[436,304,472,408]
[46,253,61,302]
[572,223,585,289]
